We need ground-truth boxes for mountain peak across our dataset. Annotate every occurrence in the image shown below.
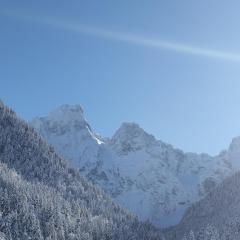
[110,122,156,154]
[48,104,85,123]
[54,104,83,113]
[31,104,93,137]
[112,122,153,139]
[117,122,143,132]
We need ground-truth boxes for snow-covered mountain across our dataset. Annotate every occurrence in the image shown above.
[31,104,235,227]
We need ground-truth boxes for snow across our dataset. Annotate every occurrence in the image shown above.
[30,104,235,228]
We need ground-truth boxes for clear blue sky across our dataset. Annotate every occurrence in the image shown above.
[1,0,240,155]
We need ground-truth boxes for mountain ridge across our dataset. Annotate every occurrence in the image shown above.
[31,104,236,227]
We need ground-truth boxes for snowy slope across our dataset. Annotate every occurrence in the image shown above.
[31,105,234,227]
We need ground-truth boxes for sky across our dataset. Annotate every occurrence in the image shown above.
[1,1,240,155]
